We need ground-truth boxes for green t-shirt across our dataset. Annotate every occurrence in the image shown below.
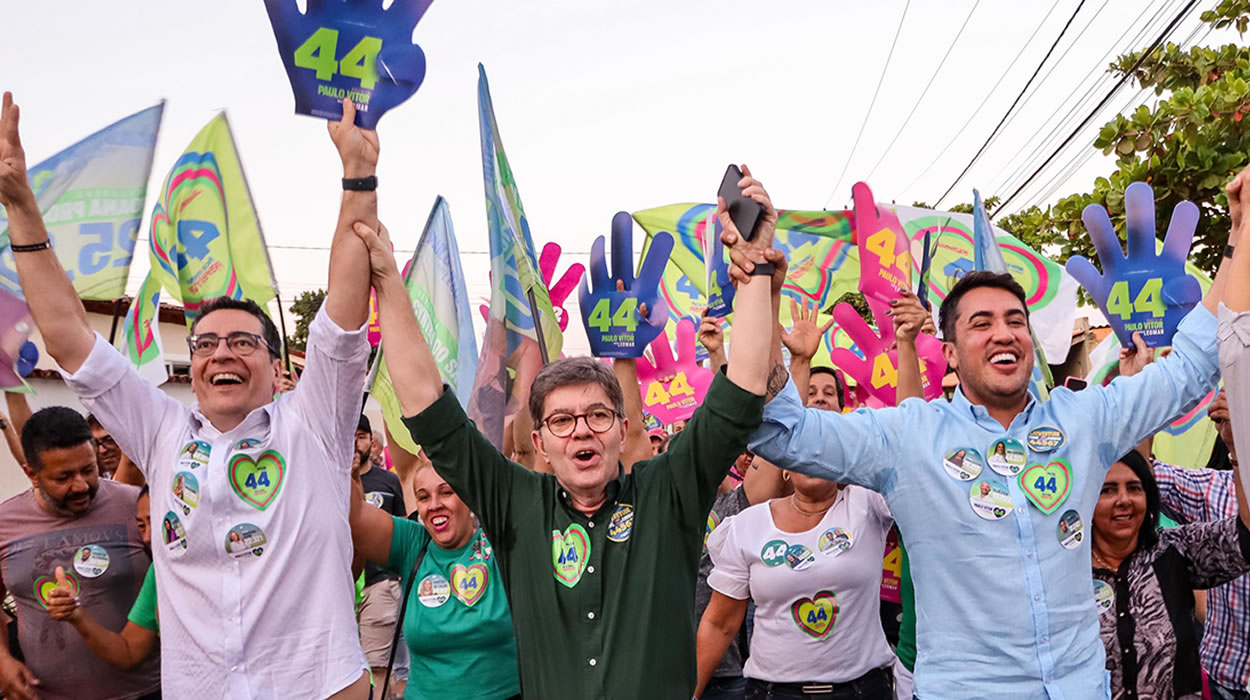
[127,564,159,632]
[895,535,915,671]
[388,518,518,700]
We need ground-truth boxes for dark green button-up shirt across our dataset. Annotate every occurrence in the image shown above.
[402,373,764,700]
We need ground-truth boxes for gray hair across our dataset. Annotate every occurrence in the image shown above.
[528,357,625,426]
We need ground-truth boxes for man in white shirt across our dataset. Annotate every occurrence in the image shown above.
[0,92,378,699]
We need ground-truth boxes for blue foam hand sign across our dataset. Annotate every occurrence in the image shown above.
[705,227,735,318]
[1065,182,1202,347]
[579,212,672,358]
[16,341,37,378]
[263,0,434,128]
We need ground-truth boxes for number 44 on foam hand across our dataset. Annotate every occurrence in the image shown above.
[263,0,435,128]
[579,212,673,358]
[1064,182,1202,348]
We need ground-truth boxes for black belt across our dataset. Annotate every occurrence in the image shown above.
[750,665,891,694]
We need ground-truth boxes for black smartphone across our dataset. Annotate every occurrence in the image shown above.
[718,164,763,241]
[1064,377,1088,392]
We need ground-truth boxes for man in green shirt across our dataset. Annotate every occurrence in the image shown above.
[352,167,783,699]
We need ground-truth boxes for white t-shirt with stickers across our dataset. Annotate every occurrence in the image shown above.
[63,308,369,699]
[707,485,897,684]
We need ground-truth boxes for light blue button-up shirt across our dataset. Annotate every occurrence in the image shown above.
[749,306,1220,700]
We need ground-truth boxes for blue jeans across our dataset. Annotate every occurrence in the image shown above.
[703,676,747,700]
[1212,682,1250,700]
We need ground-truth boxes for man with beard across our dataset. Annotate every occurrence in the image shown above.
[352,415,407,692]
[0,407,158,700]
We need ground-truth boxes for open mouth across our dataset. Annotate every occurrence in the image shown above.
[572,449,600,468]
[1111,513,1134,522]
[209,372,245,386]
[989,352,1019,369]
[429,515,449,532]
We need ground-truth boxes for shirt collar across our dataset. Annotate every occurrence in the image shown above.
[557,468,624,517]
[188,398,277,440]
[949,385,1036,428]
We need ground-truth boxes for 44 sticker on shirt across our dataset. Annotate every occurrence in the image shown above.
[229,450,286,510]
[791,590,839,640]
[34,571,79,610]
[450,563,488,606]
[551,525,590,588]
[1019,459,1071,514]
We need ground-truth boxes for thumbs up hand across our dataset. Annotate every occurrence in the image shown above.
[46,566,82,622]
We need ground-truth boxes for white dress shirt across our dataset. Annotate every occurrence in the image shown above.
[64,307,369,699]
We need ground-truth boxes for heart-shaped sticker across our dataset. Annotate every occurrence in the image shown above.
[34,571,78,610]
[791,590,839,640]
[551,525,590,588]
[229,450,286,510]
[451,563,489,606]
[1019,459,1072,514]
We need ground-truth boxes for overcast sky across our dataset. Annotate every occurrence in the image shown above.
[1,0,1228,354]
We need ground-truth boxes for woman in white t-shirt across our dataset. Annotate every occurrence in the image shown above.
[695,470,896,700]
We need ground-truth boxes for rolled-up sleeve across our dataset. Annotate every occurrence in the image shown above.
[288,305,370,472]
[61,333,183,476]
[1080,305,1220,467]
[1219,303,1250,509]
[749,377,898,493]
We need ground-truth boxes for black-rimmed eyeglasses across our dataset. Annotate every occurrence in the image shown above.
[186,332,276,358]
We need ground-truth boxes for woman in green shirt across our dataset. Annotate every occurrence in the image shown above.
[350,459,519,700]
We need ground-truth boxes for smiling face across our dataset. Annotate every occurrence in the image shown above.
[943,286,1034,409]
[26,442,99,516]
[532,382,626,502]
[190,309,282,429]
[1094,462,1147,546]
[414,466,476,550]
[808,372,842,412]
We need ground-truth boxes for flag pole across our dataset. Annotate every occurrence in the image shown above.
[526,290,550,366]
[221,112,290,372]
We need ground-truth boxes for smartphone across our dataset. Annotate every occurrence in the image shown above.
[718,164,763,241]
[1064,377,1088,392]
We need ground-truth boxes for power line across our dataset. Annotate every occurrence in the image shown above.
[860,0,983,186]
[993,0,1200,214]
[823,0,912,208]
[986,0,1183,199]
[932,0,1087,207]
[899,0,1064,200]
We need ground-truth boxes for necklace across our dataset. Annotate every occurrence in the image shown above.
[790,494,833,517]
[1091,548,1120,572]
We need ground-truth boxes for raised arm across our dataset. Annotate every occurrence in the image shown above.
[0,93,94,373]
[1219,165,1250,515]
[323,99,378,331]
[352,221,442,414]
[4,392,30,444]
[781,298,834,404]
[613,356,651,472]
[892,289,932,402]
[697,313,727,375]
[717,165,778,397]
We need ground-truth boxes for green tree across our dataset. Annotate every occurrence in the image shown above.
[286,289,326,353]
[986,1,1250,278]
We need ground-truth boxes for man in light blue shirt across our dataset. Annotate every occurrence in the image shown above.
[746,267,1231,700]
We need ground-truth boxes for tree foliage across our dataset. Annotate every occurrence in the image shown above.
[984,2,1250,278]
[286,288,326,353]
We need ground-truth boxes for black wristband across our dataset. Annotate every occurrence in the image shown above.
[9,240,51,253]
[1225,244,1235,259]
[342,175,377,191]
[749,262,775,277]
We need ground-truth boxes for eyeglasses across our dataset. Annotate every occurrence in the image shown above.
[186,332,275,358]
[541,408,620,438]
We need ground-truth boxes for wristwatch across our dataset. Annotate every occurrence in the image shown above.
[342,175,378,191]
[1225,244,1235,259]
[749,262,775,276]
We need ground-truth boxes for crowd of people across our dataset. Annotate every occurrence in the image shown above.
[0,87,1247,700]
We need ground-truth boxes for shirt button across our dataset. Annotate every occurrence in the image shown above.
[230,665,238,672]
[1017,506,1026,514]
[1039,636,1048,644]
[1027,551,1034,559]
[588,658,597,667]
[587,611,596,620]
[588,521,595,528]
[1034,595,1041,601]
[587,565,595,574]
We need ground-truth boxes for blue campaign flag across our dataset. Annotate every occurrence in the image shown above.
[0,103,164,300]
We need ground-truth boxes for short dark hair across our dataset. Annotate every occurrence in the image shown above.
[138,484,150,499]
[809,365,846,403]
[938,271,1030,342]
[21,407,93,472]
[85,413,103,430]
[1116,450,1161,550]
[529,357,625,426]
[191,297,282,361]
